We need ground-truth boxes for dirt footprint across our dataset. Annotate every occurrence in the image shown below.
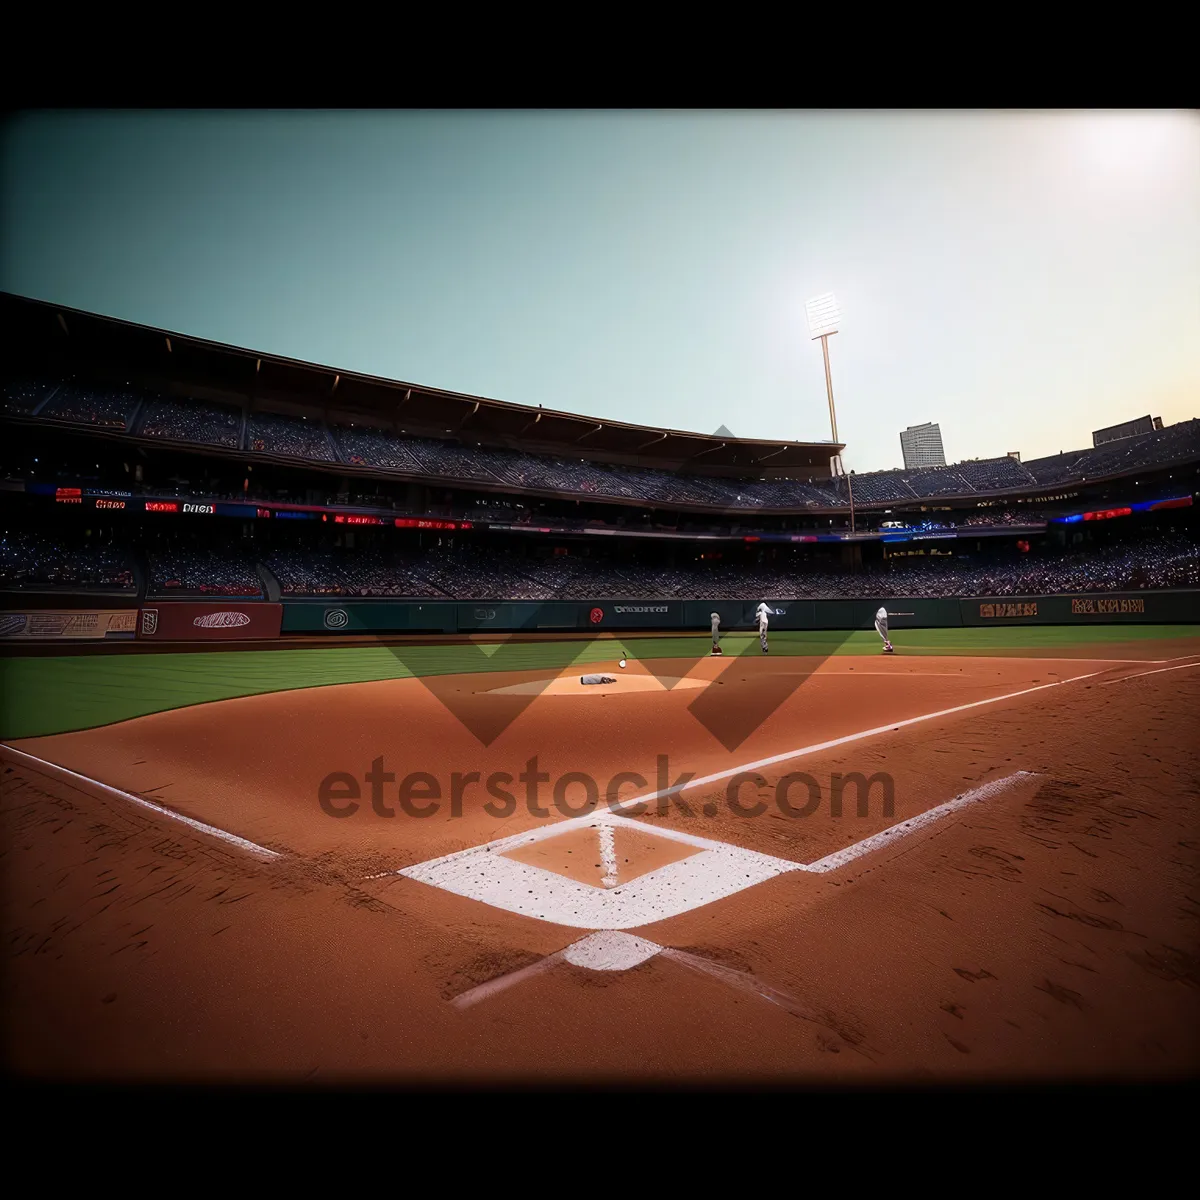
[1035,979,1086,1009]
[953,967,996,982]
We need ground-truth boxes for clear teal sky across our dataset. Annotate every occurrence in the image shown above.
[2,111,1196,472]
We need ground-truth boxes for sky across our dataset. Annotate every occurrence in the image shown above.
[2,110,1197,474]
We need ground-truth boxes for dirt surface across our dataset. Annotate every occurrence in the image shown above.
[3,646,1198,1083]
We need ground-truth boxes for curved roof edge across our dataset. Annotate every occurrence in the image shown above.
[0,291,842,476]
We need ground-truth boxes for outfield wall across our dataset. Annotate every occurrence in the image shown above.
[278,590,1200,636]
[5,591,1196,643]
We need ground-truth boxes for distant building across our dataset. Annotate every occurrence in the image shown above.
[713,424,735,438]
[900,422,946,469]
[1093,415,1159,447]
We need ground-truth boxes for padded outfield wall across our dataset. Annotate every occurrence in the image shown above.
[278,590,1200,636]
[4,591,1196,644]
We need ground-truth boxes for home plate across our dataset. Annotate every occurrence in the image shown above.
[389,774,1037,930]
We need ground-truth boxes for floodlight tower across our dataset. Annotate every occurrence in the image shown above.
[805,292,855,534]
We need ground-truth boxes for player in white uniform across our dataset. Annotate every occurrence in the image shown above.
[755,601,771,653]
[875,606,894,653]
[710,612,722,655]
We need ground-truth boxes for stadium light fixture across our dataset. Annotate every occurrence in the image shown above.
[805,291,855,533]
[805,293,841,340]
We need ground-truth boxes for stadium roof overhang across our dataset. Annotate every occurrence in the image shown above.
[1,292,842,476]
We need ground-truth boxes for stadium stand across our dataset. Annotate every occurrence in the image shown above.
[253,531,1198,600]
[3,379,57,416]
[38,381,141,430]
[7,361,1199,512]
[0,530,135,591]
[147,548,263,597]
[1025,421,1200,487]
[246,411,336,461]
[335,426,425,473]
[954,457,1038,491]
[266,548,440,598]
[957,509,1045,526]
[140,396,242,449]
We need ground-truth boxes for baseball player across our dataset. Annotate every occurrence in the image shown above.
[755,601,771,654]
[710,612,722,655]
[875,605,894,653]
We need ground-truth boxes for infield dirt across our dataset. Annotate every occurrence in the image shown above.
[2,647,1198,1082]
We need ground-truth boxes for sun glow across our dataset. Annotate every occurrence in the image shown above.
[1077,111,1196,177]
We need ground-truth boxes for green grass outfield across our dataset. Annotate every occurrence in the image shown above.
[2,624,1197,741]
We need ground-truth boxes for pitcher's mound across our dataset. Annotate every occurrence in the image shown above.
[486,673,708,697]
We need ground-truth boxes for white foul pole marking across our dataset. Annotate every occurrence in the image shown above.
[0,744,283,860]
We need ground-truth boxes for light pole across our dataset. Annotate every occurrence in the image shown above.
[805,292,855,534]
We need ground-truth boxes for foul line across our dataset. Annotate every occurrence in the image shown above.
[801,772,1035,873]
[0,744,283,860]
[597,670,1101,821]
[1100,660,1200,686]
[370,670,1103,880]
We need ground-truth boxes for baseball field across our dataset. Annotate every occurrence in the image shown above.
[3,624,1199,1083]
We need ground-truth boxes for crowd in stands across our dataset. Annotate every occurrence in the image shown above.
[257,531,1199,600]
[246,411,336,462]
[139,397,242,449]
[308,420,1200,509]
[147,549,263,597]
[337,426,425,473]
[38,381,141,430]
[7,375,1200,513]
[957,509,1046,526]
[1024,421,1200,487]
[3,379,56,416]
[0,530,135,591]
[4,512,1194,599]
[265,549,436,598]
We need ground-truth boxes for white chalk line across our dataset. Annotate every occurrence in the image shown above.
[1099,660,1200,686]
[372,668,1104,884]
[449,930,840,1026]
[393,772,1034,930]
[658,947,817,1021]
[451,951,566,1009]
[800,771,1036,873]
[598,822,619,888]
[591,669,1100,823]
[606,773,1035,874]
[0,744,283,860]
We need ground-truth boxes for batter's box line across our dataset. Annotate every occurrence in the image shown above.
[447,929,877,1058]
[387,772,1037,930]
[0,745,286,861]
[450,930,803,1013]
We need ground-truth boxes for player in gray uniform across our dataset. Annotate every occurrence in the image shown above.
[875,606,894,653]
[710,612,722,655]
[755,601,771,654]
